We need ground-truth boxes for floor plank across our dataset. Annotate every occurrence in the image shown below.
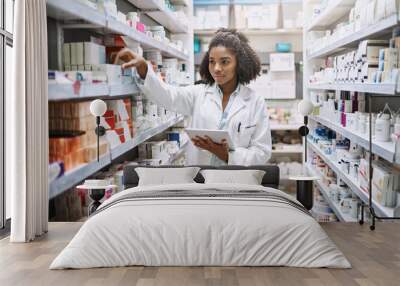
[0,222,399,286]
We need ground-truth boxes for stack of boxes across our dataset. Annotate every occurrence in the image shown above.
[49,98,136,170]
[138,141,169,165]
[63,41,106,71]
[136,127,188,166]
[359,159,400,209]
[355,40,395,84]
[312,187,338,222]
[310,38,400,85]
[49,101,109,171]
[104,99,134,149]
[62,39,134,86]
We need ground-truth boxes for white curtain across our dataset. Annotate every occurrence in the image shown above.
[8,0,49,242]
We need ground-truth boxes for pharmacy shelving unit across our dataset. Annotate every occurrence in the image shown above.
[110,116,184,160]
[50,115,184,199]
[306,0,356,32]
[308,14,399,59]
[46,0,194,200]
[162,140,189,165]
[48,82,140,101]
[127,0,188,33]
[308,83,398,95]
[307,139,397,218]
[194,28,303,36]
[47,0,190,63]
[303,1,400,229]
[306,164,357,222]
[309,115,396,163]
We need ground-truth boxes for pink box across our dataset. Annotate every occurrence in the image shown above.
[136,22,145,33]
[341,112,346,127]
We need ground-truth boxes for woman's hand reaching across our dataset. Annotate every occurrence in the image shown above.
[114,48,148,79]
[191,136,229,162]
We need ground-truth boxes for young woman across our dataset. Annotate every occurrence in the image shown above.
[115,28,271,166]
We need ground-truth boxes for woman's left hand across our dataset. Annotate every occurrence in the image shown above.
[191,136,229,162]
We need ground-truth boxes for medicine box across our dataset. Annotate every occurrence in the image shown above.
[84,42,106,65]
[63,43,71,67]
[70,42,84,66]
[92,64,122,84]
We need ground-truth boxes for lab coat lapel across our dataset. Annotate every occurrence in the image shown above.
[205,84,222,110]
[227,86,249,121]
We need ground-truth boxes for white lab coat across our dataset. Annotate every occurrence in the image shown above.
[137,66,272,166]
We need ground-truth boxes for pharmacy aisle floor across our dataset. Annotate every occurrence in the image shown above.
[1,222,399,286]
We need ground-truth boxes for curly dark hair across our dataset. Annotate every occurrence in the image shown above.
[199,28,261,85]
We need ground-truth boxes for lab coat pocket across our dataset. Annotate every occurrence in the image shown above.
[235,123,256,148]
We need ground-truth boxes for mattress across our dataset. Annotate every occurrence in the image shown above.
[50,183,351,269]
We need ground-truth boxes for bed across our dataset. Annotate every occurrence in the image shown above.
[50,165,351,269]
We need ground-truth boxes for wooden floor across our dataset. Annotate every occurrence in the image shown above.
[0,222,399,286]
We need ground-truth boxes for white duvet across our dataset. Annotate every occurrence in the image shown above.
[50,183,351,269]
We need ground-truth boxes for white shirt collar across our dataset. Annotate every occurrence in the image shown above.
[214,83,241,98]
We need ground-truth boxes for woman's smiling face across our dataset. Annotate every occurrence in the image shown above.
[208,46,237,86]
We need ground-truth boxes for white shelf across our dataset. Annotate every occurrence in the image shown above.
[128,0,188,33]
[170,0,189,6]
[127,0,162,10]
[48,82,109,100]
[270,123,302,131]
[48,82,139,101]
[307,164,357,222]
[272,148,303,154]
[111,116,185,160]
[108,83,139,96]
[307,0,356,31]
[308,83,397,95]
[107,18,189,60]
[49,153,111,199]
[309,115,395,163]
[146,11,188,33]
[194,28,303,36]
[308,14,399,59]
[47,0,189,61]
[307,138,397,218]
[47,0,106,27]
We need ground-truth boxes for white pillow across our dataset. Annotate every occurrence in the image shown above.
[200,169,266,185]
[136,167,201,186]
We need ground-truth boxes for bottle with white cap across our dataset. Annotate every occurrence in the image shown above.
[394,116,400,135]
[358,113,366,134]
[375,113,391,142]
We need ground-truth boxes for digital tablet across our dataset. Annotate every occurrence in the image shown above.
[185,128,235,150]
